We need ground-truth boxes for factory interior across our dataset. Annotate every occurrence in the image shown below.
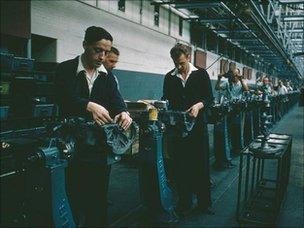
[0,0,303,227]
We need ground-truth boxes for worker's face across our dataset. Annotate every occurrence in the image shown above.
[103,52,119,71]
[231,69,240,82]
[229,64,235,72]
[83,39,112,69]
[263,78,269,85]
[173,54,190,75]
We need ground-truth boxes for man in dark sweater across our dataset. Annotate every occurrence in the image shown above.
[162,43,214,216]
[54,26,132,227]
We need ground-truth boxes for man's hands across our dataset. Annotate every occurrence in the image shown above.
[186,102,204,118]
[114,111,132,130]
[87,102,113,125]
[87,102,132,130]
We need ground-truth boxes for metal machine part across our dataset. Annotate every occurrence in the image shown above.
[249,89,281,155]
[158,110,195,138]
[51,118,138,164]
[0,129,75,227]
[237,134,292,225]
[126,100,196,137]
[101,122,138,163]
[207,99,231,124]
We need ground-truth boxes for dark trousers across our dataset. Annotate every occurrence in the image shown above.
[66,146,110,227]
[244,111,254,146]
[170,123,211,210]
[228,112,244,155]
[214,116,231,166]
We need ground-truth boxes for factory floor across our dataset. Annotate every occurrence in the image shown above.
[107,105,304,227]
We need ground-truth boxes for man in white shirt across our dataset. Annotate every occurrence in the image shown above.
[285,81,293,92]
[215,68,249,99]
[162,43,214,216]
[214,67,248,160]
[278,80,288,95]
[54,26,132,227]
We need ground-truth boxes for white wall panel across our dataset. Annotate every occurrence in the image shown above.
[31,0,256,80]
[170,14,179,38]
[183,21,190,42]
[159,6,169,34]
[97,0,109,11]
[31,0,176,74]
[141,0,154,28]
[206,51,220,80]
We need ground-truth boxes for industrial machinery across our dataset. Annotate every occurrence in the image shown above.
[237,85,293,225]
[0,126,75,227]
[0,118,137,227]
[127,100,195,224]
[51,117,138,165]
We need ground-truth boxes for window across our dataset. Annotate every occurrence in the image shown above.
[154,5,159,27]
[220,59,229,74]
[206,33,217,52]
[179,16,183,36]
[118,0,125,12]
[194,50,207,69]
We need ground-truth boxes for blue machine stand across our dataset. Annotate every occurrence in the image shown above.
[0,130,76,228]
[139,122,178,224]
[127,101,195,225]
[26,145,75,227]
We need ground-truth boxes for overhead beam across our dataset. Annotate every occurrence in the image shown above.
[248,0,302,77]
[216,29,251,33]
[196,18,235,23]
[279,1,304,4]
[151,1,222,8]
[174,3,221,9]
[150,1,175,5]
[230,38,258,41]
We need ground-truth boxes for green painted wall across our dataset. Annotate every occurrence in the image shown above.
[113,69,164,101]
[113,69,217,101]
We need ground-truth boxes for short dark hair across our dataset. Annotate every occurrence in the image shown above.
[109,46,119,56]
[170,43,190,60]
[84,26,113,44]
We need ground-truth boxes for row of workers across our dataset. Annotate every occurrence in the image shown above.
[54,25,299,226]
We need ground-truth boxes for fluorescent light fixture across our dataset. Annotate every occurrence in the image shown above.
[291,39,304,41]
[283,17,304,22]
[279,0,304,3]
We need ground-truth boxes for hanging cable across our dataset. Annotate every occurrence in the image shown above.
[206,54,224,70]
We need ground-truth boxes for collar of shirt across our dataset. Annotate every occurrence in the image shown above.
[171,62,198,87]
[231,80,242,88]
[76,55,108,76]
[76,55,108,95]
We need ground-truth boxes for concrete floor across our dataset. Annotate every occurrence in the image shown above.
[107,105,304,227]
